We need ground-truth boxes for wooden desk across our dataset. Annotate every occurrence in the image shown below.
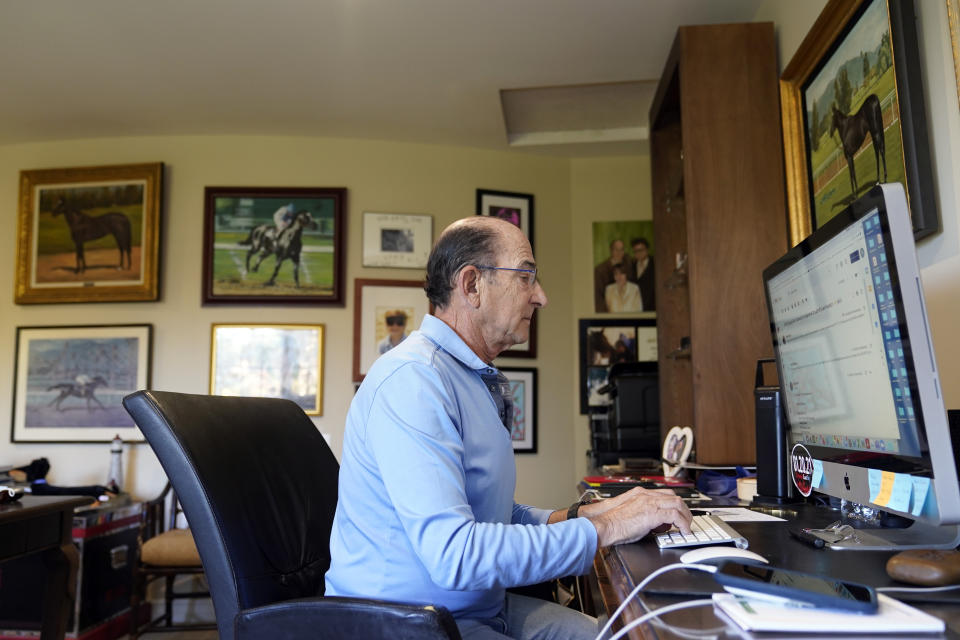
[0,495,92,640]
[593,503,960,639]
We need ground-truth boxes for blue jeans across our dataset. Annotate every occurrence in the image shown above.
[455,593,599,640]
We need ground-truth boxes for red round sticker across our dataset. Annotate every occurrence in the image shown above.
[791,443,814,497]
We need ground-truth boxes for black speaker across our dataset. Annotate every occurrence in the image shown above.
[752,358,799,504]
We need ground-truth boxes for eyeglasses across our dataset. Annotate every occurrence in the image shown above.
[476,266,538,287]
[385,316,406,326]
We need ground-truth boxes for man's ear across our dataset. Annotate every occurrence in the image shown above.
[457,266,482,309]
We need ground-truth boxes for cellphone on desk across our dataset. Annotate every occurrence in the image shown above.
[713,561,879,613]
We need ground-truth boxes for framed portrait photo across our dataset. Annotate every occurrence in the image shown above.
[202,187,346,305]
[780,0,937,244]
[476,189,534,248]
[578,318,657,414]
[353,279,430,381]
[592,220,656,314]
[500,367,538,453]
[210,324,325,415]
[11,324,153,443]
[362,212,432,268]
[14,163,163,304]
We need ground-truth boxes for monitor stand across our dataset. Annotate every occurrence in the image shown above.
[815,521,960,551]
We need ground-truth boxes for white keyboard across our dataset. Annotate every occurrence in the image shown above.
[655,514,748,549]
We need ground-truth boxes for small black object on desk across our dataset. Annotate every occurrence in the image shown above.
[789,527,825,549]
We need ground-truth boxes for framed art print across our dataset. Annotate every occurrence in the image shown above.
[210,324,324,415]
[362,212,432,268]
[202,187,346,304]
[578,318,657,414]
[353,279,431,381]
[11,324,153,443]
[14,163,163,304]
[476,189,534,248]
[500,367,537,453]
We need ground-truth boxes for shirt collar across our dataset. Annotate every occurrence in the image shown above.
[418,314,492,373]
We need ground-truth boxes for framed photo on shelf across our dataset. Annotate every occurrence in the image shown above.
[202,187,346,305]
[11,324,153,443]
[14,163,163,304]
[210,324,325,415]
[592,220,656,314]
[780,0,937,244]
[578,318,657,414]
[362,212,432,268]
[476,189,534,248]
[353,279,431,381]
[499,367,537,453]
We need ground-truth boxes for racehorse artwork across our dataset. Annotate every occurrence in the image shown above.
[47,375,108,412]
[239,210,319,287]
[51,198,132,274]
[831,94,887,197]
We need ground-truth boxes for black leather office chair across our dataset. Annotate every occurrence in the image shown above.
[123,390,461,640]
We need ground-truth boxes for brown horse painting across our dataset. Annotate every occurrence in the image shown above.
[831,94,887,197]
[51,198,132,274]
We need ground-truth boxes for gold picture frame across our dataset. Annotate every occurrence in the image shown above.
[15,162,164,303]
[950,0,960,109]
[210,323,325,416]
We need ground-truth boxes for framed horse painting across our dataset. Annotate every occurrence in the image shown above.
[202,186,346,305]
[14,163,164,303]
[11,324,152,443]
[780,0,937,245]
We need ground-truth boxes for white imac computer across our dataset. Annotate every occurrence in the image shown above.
[763,183,960,550]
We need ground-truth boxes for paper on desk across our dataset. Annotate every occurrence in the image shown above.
[692,507,785,522]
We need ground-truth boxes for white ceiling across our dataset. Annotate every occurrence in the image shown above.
[0,0,765,156]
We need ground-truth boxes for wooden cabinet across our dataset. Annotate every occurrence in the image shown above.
[649,22,788,465]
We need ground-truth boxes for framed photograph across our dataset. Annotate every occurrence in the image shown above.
[500,367,537,454]
[592,220,656,314]
[579,318,657,414]
[14,163,163,304]
[11,324,153,443]
[202,187,346,305]
[210,324,324,415]
[780,0,937,245]
[362,212,432,268]
[476,189,534,248]
[353,279,431,381]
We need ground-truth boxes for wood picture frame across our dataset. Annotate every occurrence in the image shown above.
[499,366,537,454]
[362,212,432,268]
[14,163,163,304]
[202,187,346,305]
[578,318,657,414]
[476,188,534,249]
[353,279,430,381]
[209,323,325,415]
[11,324,153,443]
[780,0,937,245]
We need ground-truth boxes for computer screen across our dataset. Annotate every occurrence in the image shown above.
[763,184,960,549]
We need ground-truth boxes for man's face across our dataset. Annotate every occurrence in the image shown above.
[610,240,625,263]
[478,226,548,357]
[386,316,406,337]
[633,242,648,262]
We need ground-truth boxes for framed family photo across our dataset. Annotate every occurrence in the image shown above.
[202,187,346,305]
[500,367,537,453]
[14,163,163,304]
[11,324,153,443]
[362,212,432,268]
[353,279,431,381]
[592,220,656,314]
[780,0,937,244]
[476,189,534,248]
[579,318,657,414]
[210,324,324,415]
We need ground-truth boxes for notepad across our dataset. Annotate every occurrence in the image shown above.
[712,592,945,634]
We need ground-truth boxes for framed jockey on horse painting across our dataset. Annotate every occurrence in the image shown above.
[14,163,163,303]
[202,186,346,305]
[11,324,152,443]
[780,0,938,246]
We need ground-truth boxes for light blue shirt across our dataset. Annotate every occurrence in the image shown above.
[325,314,597,619]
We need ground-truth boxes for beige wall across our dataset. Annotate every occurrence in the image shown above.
[0,135,585,508]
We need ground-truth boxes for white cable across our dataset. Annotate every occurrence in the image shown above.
[605,599,716,640]
[877,584,960,593]
[594,562,717,640]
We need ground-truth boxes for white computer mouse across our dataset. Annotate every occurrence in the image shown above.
[679,546,769,565]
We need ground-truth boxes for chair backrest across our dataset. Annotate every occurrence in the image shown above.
[123,390,339,640]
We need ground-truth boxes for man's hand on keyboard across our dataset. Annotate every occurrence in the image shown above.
[582,487,693,547]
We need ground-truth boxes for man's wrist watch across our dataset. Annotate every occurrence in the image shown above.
[567,499,589,520]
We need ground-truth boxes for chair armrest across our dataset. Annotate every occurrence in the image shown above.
[235,596,462,640]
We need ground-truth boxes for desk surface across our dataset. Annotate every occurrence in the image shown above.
[595,502,960,639]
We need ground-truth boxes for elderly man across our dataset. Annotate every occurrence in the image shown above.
[325,217,691,640]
